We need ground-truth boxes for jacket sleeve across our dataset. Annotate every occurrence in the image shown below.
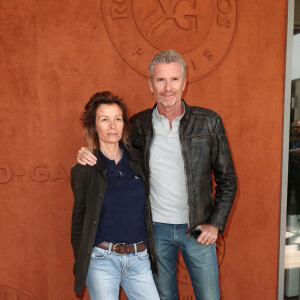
[208,116,237,232]
[129,109,152,151]
[70,164,90,260]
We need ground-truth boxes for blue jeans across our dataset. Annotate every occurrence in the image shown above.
[153,222,220,300]
[86,245,159,300]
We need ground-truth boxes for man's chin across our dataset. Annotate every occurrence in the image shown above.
[160,98,179,108]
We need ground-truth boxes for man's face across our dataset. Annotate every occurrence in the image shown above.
[148,62,186,109]
[292,121,300,139]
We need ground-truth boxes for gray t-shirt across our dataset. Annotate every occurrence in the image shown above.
[149,105,188,224]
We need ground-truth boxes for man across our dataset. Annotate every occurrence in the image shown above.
[287,120,300,215]
[77,50,237,300]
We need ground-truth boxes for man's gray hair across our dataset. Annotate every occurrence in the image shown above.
[148,49,186,79]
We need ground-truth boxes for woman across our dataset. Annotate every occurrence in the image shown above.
[71,91,159,300]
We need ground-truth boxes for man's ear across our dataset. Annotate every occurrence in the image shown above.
[148,79,154,93]
[182,77,187,91]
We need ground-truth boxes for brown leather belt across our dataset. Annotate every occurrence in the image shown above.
[96,241,147,255]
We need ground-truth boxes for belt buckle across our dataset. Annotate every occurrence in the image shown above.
[113,243,126,256]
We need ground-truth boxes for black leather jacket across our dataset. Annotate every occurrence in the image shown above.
[129,101,237,233]
[71,147,157,294]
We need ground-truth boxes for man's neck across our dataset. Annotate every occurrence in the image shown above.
[157,102,184,129]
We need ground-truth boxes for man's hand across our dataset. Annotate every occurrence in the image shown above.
[77,147,97,166]
[196,224,219,245]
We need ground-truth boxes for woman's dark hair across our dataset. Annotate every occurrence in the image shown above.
[81,91,131,151]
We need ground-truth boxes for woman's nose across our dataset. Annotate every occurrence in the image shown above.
[109,121,116,128]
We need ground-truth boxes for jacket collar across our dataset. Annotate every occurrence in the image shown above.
[180,99,190,126]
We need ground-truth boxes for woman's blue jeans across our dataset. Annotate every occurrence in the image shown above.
[153,222,220,300]
[86,245,159,300]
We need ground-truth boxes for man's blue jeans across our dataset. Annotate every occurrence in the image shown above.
[153,222,220,300]
[86,245,159,300]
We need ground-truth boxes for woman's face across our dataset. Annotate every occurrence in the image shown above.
[95,104,124,146]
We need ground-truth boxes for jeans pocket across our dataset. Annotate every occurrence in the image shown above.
[91,247,107,260]
[137,249,149,260]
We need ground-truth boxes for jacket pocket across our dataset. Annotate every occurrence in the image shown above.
[190,134,212,142]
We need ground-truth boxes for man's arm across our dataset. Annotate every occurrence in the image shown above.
[207,116,237,232]
[77,147,97,166]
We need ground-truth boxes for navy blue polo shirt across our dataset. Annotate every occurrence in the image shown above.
[93,148,148,246]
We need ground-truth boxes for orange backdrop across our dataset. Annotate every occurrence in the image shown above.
[0,0,287,299]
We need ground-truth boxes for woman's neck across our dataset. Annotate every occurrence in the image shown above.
[100,142,122,163]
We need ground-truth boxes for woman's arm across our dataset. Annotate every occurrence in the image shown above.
[70,164,90,260]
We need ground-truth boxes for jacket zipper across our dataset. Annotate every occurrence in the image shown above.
[179,124,191,238]
[146,113,155,182]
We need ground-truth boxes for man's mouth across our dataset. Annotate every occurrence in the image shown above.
[162,94,175,98]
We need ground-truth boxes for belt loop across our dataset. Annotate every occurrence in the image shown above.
[133,243,137,255]
[108,242,113,255]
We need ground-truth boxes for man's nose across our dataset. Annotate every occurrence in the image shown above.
[164,80,171,91]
